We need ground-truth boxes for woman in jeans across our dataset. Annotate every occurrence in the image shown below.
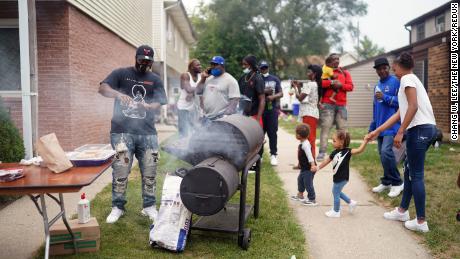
[366,52,437,232]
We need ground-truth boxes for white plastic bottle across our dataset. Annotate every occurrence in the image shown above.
[78,193,90,224]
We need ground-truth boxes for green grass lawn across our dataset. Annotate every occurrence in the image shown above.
[280,122,460,259]
[36,149,306,258]
[351,142,460,259]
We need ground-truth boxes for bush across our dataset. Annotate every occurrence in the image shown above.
[0,97,25,162]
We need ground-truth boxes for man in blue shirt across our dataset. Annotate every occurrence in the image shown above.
[260,61,283,166]
[369,57,403,197]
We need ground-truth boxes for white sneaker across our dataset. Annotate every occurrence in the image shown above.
[106,207,124,224]
[372,184,391,193]
[383,207,410,221]
[404,218,429,233]
[325,209,340,218]
[349,200,357,213]
[141,205,158,222]
[270,155,278,166]
[388,184,404,198]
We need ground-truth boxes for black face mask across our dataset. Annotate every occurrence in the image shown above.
[136,63,151,73]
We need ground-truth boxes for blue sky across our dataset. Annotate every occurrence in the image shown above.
[184,0,451,53]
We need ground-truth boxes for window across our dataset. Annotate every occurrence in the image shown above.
[0,28,20,91]
[416,23,425,41]
[413,59,428,90]
[435,14,445,32]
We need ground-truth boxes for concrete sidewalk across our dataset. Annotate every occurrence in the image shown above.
[275,127,431,259]
[0,124,177,259]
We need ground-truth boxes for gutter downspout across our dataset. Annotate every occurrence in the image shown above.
[18,0,33,159]
[405,25,412,45]
[162,1,181,122]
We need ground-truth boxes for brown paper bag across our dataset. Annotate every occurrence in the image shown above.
[36,133,73,173]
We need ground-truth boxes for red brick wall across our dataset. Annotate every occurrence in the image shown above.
[0,1,18,18]
[2,2,136,151]
[428,43,450,134]
[36,2,73,149]
[67,5,134,148]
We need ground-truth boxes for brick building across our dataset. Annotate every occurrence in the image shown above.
[344,1,454,139]
[0,0,196,157]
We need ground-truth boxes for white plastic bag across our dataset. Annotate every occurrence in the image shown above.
[149,174,191,252]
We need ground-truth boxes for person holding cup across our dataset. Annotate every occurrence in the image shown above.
[368,57,403,197]
[366,52,437,232]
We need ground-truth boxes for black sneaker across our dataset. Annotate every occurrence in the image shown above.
[302,200,318,206]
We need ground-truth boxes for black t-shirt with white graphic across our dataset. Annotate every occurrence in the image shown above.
[102,67,167,135]
[329,148,352,183]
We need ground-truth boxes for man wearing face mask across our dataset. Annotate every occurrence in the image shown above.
[259,60,283,166]
[98,45,167,224]
[196,56,240,119]
[238,55,265,126]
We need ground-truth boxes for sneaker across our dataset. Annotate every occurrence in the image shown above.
[404,218,429,233]
[106,207,124,224]
[316,152,326,162]
[325,209,340,218]
[270,155,278,166]
[372,184,391,193]
[302,200,318,206]
[141,205,158,222]
[290,195,305,202]
[349,200,357,213]
[388,184,404,198]
[383,207,410,221]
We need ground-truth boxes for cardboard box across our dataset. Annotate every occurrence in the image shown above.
[50,239,100,255]
[49,217,100,255]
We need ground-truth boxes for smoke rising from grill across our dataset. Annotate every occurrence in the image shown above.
[162,114,263,170]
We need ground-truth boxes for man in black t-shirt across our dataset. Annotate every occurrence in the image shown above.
[238,55,265,126]
[99,45,167,224]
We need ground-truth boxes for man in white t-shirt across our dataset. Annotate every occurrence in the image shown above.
[196,56,240,118]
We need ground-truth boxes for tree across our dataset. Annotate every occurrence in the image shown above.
[190,2,264,77]
[191,0,367,79]
[355,35,385,61]
[0,97,25,162]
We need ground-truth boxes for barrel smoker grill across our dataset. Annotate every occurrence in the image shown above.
[163,114,263,250]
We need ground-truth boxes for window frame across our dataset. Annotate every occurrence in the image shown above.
[0,18,21,96]
[416,22,425,41]
[435,14,445,33]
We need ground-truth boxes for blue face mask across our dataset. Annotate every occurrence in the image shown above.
[210,68,223,77]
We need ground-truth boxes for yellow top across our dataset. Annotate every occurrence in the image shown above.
[321,65,334,79]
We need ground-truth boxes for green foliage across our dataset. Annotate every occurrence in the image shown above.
[191,3,265,77]
[355,35,385,61]
[191,0,367,79]
[0,97,25,162]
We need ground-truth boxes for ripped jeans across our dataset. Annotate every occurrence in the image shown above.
[319,103,347,154]
[110,133,159,210]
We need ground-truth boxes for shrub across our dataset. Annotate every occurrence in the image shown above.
[0,97,25,162]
